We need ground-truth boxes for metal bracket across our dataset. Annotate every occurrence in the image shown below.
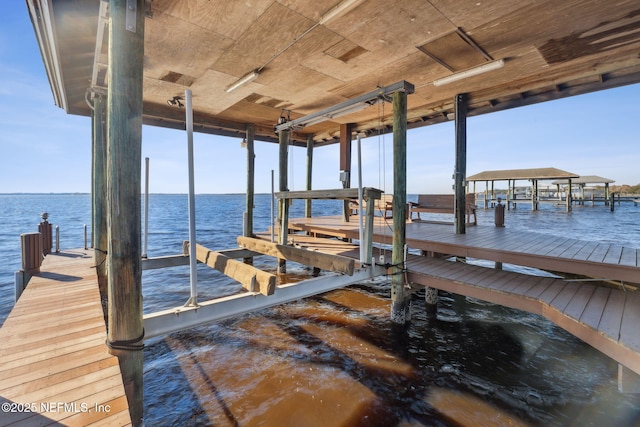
[126,0,137,33]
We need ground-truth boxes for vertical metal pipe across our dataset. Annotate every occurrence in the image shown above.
[143,157,149,258]
[356,133,365,264]
[271,170,275,243]
[185,89,198,305]
[245,125,255,237]
[305,135,314,218]
[454,93,467,234]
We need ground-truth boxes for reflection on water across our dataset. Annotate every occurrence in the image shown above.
[143,283,640,427]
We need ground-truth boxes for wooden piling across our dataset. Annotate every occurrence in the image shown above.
[278,129,289,273]
[244,124,255,264]
[454,94,467,235]
[106,1,145,424]
[340,123,354,221]
[92,93,108,294]
[391,91,409,324]
[305,134,314,218]
[20,232,42,290]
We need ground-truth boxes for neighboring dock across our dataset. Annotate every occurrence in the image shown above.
[0,249,131,426]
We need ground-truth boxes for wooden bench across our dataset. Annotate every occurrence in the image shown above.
[409,194,477,225]
[350,193,393,218]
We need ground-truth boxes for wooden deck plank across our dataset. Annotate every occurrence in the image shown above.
[602,245,623,265]
[598,290,626,341]
[523,277,558,299]
[571,240,601,261]
[0,249,131,427]
[619,292,640,352]
[549,282,581,312]
[579,287,612,330]
[545,237,582,258]
[562,284,597,321]
[586,243,612,264]
[619,247,638,267]
[558,239,592,260]
[538,281,568,305]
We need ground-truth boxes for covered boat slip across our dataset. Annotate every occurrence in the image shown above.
[24,0,640,423]
[0,250,131,426]
[466,167,581,211]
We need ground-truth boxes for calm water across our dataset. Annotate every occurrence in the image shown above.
[1,194,639,426]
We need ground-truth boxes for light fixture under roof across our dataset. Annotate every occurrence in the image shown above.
[225,69,260,93]
[433,59,505,86]
[319,0,366,25]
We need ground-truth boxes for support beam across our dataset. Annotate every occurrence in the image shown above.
[454,93,467,235]
[92,93,108,295]
[391,90,409,324]
[278,129,290,273]
[193,243,276,295]
[305,134,314,218]
[340,123,354,221]
[245,124,255,237]
[144,265,386,340]
[237,236,355,276]
[244,124,255,264]
[106,1,144,425]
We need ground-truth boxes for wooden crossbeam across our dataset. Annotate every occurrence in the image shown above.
[192,243,276,296]
[237,236,355,276]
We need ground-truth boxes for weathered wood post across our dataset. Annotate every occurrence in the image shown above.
[16,232,42,300]
[244,124,255,264]
[567,178,573,212]
[454,93,467,235]
[305,134,314,218]
[106,1,144,424]
[92,93,108,295]
[278,129,290,273]
[340,123,354,221]
[391,90,409,324]
[38,213,52,256]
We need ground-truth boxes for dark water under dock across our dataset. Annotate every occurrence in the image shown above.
[1,194,639,426]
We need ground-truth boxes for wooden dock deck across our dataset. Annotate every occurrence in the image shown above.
[287,216,639,283]
[285,216,640,378]
[0,249,131,426]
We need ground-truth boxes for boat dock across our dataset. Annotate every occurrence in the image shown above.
[2,215,640,425]
[0,249,131,426]
[285,215,640,388]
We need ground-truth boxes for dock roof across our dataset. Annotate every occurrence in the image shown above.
[28,1,640,146]
[551,175,616,185]
[467,167,580,182]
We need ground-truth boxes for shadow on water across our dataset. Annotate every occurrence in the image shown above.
[145,283,603,426]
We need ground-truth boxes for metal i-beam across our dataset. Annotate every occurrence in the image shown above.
[275,80,415,132]
[143,265,386,340]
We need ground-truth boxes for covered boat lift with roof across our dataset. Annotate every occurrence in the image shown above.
[23,0,640,423]
[552,175,617,206]
[467,167,580,211]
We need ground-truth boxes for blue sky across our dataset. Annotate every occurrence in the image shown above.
[1,4,638,195]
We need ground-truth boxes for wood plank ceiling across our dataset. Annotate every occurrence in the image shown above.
[33,0,640,146]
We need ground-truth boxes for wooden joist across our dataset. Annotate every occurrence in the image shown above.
[237,236,355,276]
[192,243,276,296]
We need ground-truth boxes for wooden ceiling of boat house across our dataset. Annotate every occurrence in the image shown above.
[31,0,640,147]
